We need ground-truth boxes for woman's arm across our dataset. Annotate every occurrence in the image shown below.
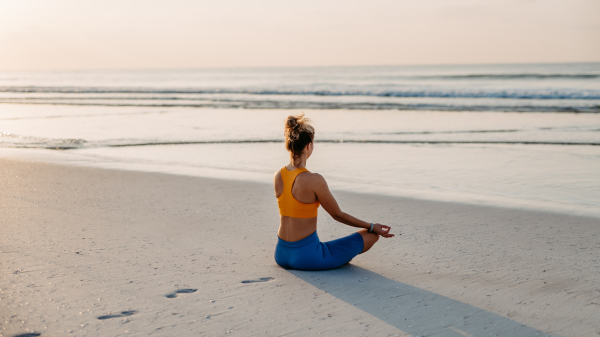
[311,173,394,238]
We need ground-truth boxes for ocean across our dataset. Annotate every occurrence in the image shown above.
[1,63,599,218]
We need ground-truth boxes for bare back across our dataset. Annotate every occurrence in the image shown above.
[274,167,319,241]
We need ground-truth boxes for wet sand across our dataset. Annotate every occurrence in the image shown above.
[1,158,599,336]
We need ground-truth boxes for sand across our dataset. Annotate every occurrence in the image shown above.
[1,158,599,337]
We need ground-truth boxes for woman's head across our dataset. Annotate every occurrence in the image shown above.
[284,113,314,165]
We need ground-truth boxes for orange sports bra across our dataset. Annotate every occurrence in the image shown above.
[277,167,320,218]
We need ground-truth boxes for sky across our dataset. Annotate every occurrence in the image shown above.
[0,0,599,70]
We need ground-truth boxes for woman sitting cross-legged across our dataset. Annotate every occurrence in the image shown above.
[274,113,394,271]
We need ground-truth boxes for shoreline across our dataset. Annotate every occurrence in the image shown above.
[1,147,599,221]
[2,158,599,336]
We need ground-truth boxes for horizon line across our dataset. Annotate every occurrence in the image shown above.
[1,61,600,73]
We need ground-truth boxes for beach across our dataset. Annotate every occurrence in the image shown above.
[2,158,599,336]
[3,0,599,333]
[1,63,600,336]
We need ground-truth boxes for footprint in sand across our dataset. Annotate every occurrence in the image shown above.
[165,288,197,298]
[97,310,138,320]
[13,333,41,337]
[241,277,274,284]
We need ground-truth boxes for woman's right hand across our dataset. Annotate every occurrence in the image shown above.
[373,223,395,238]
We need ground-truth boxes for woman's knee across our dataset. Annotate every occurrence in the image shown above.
[358,229,379,253]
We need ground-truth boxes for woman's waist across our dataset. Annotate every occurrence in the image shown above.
[278,217,317,242]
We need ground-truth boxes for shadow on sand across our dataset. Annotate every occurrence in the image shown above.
[289,265,553,337]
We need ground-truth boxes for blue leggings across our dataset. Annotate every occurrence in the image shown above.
[274,231,364,271]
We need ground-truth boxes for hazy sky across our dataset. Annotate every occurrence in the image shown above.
[1,0,599,70]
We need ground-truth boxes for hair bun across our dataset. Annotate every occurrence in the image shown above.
[284,113,315,165]
[287,116,299,130]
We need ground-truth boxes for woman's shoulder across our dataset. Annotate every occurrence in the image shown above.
[273,169,282,182]
[303,170,323,178]
[298,170,327,186]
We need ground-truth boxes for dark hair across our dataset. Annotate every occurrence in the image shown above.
[284,113,314,165]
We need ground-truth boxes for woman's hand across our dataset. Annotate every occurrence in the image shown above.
[373,223,395,238]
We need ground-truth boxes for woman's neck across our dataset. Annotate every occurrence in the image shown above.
[287,157,307,169]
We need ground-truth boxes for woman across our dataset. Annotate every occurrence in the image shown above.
[274,113,394,271]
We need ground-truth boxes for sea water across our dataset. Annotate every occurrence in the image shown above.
[1,64,599,218]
